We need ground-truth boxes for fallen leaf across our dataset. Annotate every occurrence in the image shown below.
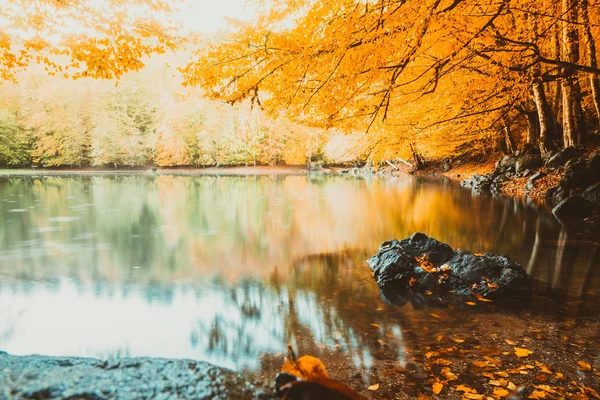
[577,360,591,371]
[529,390,546,399]
[463,393,485,399]
[282,355,328,380]
[514,348,533,358]
[429,313,441,319]
[456,384,476,393]
[409,277,417,287]
[441,367,458,381]
[493,387,510,398]
[432,381,444,394]
[465,301,477,306]
[453,338,465,343]
[367,383,379,391]
[504,339,516,346]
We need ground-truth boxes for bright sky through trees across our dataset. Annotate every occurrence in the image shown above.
[173,0,257,33]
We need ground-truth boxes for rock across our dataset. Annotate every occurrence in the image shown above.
[581,183,600,207]
[441,159,452,172]
[0,354,274,400]
[545,185,567,207]
[515,153,542,173]
[499,155,517,168]
[526,171,546,191]
[562,159,595,192]
[544,146,580,168]
[588,150,600,174]
[367,233,532,308]
[552,195,596,221]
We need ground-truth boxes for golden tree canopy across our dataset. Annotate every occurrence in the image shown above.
[0,0,177,82]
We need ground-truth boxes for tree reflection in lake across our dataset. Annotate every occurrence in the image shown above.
[0,174,598,374]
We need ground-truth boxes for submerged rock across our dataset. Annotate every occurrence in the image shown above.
[367,233,532,308]
[0,354,274,400]
[552,195,596,221]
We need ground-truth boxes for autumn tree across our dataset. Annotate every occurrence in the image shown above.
[0,0,177,83]
[182,0,600,162]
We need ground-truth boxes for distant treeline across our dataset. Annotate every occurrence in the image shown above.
[0,67,330,169]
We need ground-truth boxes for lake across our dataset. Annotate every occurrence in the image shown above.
[0,173,598,382]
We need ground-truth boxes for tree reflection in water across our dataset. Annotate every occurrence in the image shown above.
[0,174,598,373]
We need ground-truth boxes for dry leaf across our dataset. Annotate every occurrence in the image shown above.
[463,393,485,399]
[529,390,546,399]
[456,384,476,393]
[409,277,417,287]
[282,355,328,380]
[429,313,441,319]
[465,301,476,306]
[492,387,509,398]
[367,383,379,391]
[441,367,458,381]
[577,360,591,371]
[432,381,444,394]
[514,348,533,358]
[505,339,516,345]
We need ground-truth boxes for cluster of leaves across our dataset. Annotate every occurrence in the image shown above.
[0,0,178,82]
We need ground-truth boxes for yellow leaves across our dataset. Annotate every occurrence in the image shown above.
[432,380,444,394]
[367,383,379,391]
[463,393,485,399]
[492,387,510,398]
[465,301,477,306]
[529,390,546,399]
[416,254,437,273]
[455,384,476,393]
[514,348,533,358]
[281,355,328,380]
[504,339,516,346]
[441,367,458,381]
[576,360,591,371]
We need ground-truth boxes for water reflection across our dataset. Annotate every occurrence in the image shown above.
[0,175,598,372]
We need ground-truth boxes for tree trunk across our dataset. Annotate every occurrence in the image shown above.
[532,80,557,156]
[503,124,516,154]
[561,0,586,147]
[551,15,562,127]
[525,111,540,145]
[581,0,600,123]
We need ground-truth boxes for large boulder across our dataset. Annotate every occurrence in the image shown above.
[581,183,600,207]
[367,233,532,308]
[544,146,580,168]
[552,195,596,221]
[0,353,274,400]
[515,153,542,173]
[526,171,546,191]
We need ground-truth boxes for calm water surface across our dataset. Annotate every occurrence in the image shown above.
[0,174,598,372]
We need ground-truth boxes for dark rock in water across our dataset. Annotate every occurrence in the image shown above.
[581,183,600,207]
[367,233,532,308]
[545,185,567,207]
[515,153,542,173]
[526,171,546,191]
[552,195,596,221]
[0,354,274,400]
[461,174,494,194]
[544,146,580,168]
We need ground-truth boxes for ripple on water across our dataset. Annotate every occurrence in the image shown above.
[49,216,80,222]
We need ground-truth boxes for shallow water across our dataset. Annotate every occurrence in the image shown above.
[0,174,598,375]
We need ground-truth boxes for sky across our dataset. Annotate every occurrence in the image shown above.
[173,0,258,33]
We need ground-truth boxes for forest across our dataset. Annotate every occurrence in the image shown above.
[2,0,599,169]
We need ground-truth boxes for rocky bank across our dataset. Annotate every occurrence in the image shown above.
[0,353,275,400]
